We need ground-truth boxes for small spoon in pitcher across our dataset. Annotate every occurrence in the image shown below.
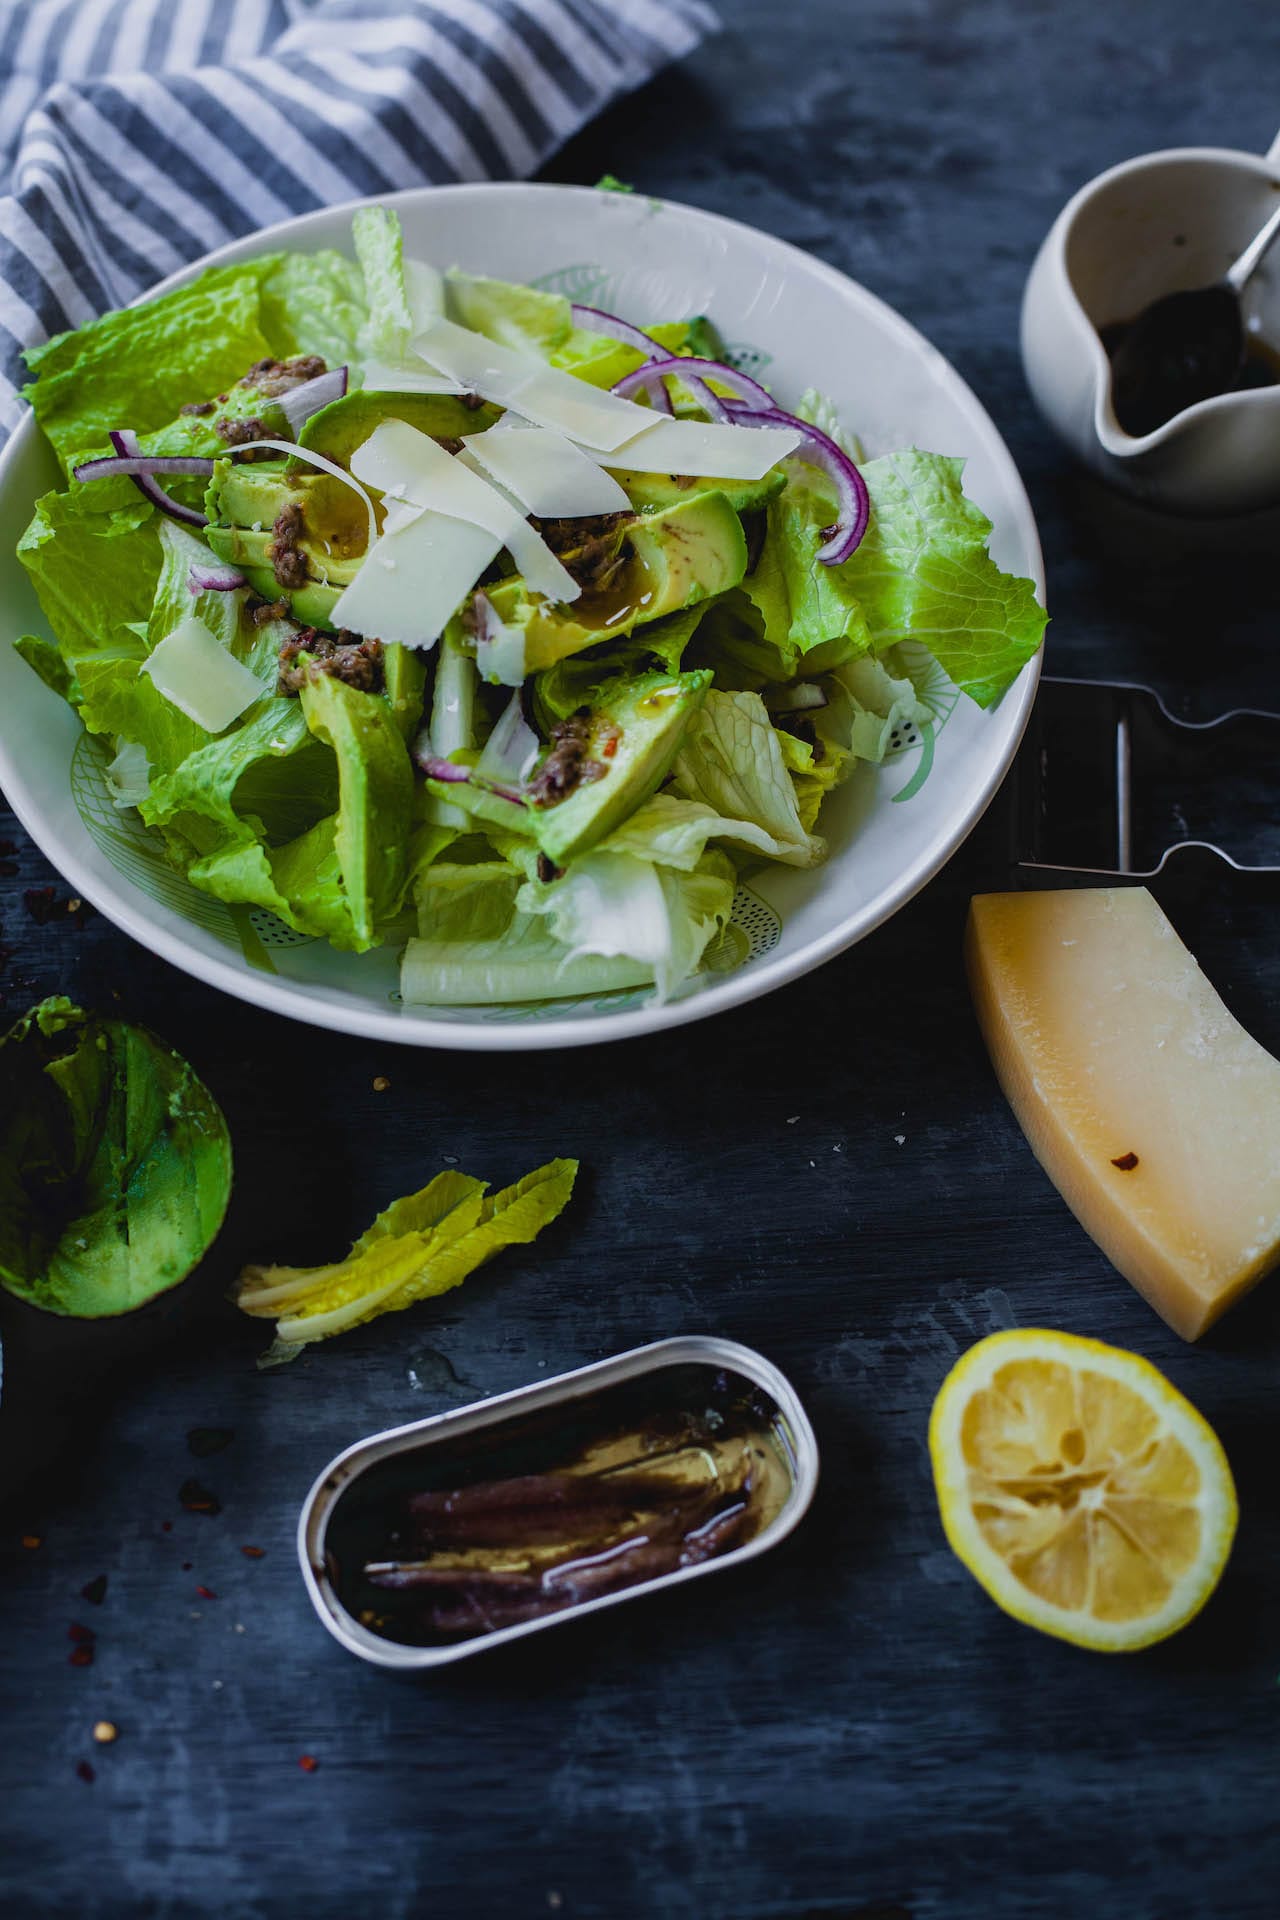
[1105,193,1280,436]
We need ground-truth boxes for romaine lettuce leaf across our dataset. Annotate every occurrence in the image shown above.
[739,482,872,670]
[17,485,159,674]
[515,845,735,1003]
[671,689,823,867]
[352,205,414,363]
[235,1157,578,1358]
[404,861,653,1004]
[447,269,572,355]
[23,258,290,472]
[258,249,367,367]
[297,670,415,948]
[806,452,1045,708]
[596,790,807,871]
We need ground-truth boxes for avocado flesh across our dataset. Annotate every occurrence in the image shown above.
[296,390,500,466]
[532,668,713,864]
[484,493,748,676]
[616,468,786,514]
[201,526,346,629]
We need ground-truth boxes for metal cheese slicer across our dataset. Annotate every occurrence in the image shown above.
[1013,677,1280,890]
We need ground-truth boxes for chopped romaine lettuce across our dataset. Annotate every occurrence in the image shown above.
[446,269,572,356]
[671,689,823,868]
[352,204,415,363]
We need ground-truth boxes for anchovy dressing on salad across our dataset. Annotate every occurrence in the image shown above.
[16,207,1046,1007]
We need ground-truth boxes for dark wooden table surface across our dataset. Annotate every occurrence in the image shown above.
[3,4,1278,1916]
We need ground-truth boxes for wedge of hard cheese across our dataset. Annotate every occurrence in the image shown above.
[966,888,1280,1340]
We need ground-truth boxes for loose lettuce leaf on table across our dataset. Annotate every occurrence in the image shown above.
[235,1158,578,1361]
[0,998,231,1318]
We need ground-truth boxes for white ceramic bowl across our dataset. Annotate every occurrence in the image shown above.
[0,183,1043,1051]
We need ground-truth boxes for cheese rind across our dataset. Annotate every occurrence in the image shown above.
[966,888,1280,1340]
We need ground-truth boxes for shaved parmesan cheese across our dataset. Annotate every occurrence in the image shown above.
[473,592,527,687]
[603,415,802,480]
[360,359,465,396]
[330,509,502,651]
[140,616,264,732]
[410,316,540,390]
[350,419,579,604]
[412,318,655,451]
[462,422,630,516]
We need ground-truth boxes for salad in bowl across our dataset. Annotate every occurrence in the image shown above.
[15,205,1045,1010]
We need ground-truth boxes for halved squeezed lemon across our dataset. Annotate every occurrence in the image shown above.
[929,1329,1237,1651]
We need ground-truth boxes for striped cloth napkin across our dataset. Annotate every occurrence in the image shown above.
[0,0,717,442]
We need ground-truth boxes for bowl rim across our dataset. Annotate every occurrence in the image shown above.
[0,180,1044,1052]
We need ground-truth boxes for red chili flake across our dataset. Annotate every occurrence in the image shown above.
[68,1622,95,1644]
[21,1534,41,1550]
[181,1562,193,1572]
[161,1521,173,1533]
[23,885,59,925]
[298,1754,318,1773]
[1111,1151,1140,1171]
[179,1478,222,1516]
[76,1761,95,1784]
[602,735,619,758]
[240,1546,265,1559]
[80,1574,108,1606]
[195,1585,218,1600]
[69,1644,94,1668]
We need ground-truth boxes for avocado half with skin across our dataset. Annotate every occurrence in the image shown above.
[0,999,232,1318]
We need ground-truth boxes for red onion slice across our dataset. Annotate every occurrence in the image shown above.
[570,304,672,414]
[414,746,528,809]
[612,355,773,421]
[730,407,870,564]
[188,559,246,594]
[72,431,213,526]
[277,365,348,435]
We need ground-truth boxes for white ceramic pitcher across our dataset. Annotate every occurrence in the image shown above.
[1022,134,1280,515]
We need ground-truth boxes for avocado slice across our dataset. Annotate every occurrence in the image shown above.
[296,389,500,466]
[615,467,786,515]
[531,668,712,864]
[205,457,358,627]
[483,493,748,675]
[423,668,712,863]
